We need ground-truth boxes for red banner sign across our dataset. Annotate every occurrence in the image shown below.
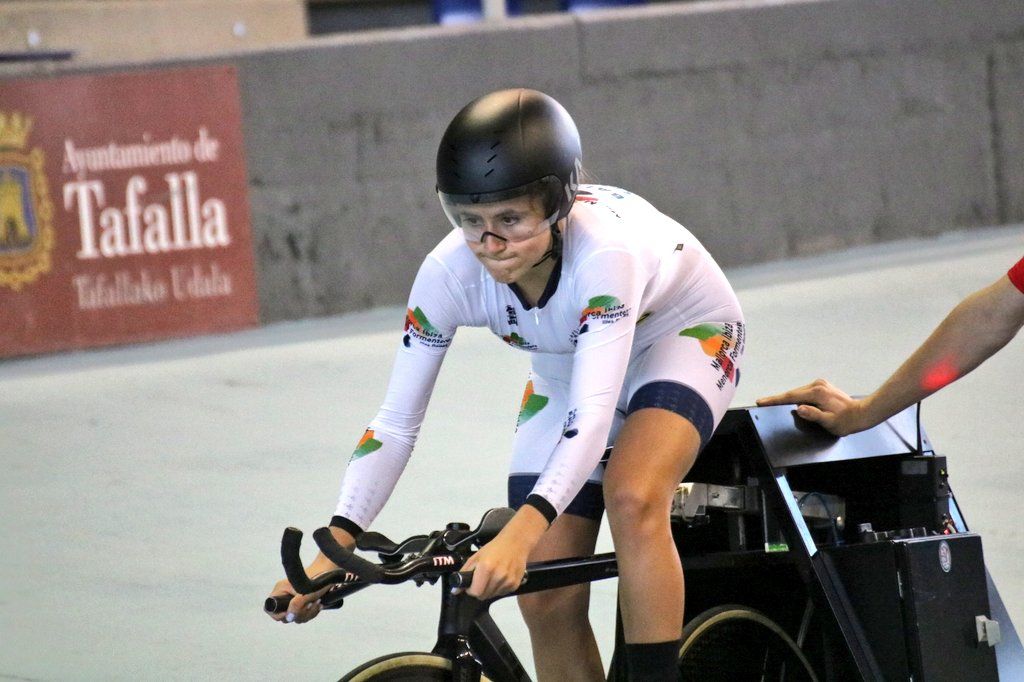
[0,65,258,357]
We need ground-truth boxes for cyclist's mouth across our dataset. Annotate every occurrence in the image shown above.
[481,255,516,264]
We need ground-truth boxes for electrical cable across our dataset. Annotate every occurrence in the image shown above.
[797,492,841,545]
[916,400,924,455]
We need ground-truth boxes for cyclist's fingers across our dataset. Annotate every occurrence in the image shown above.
[291,598,323,624]
[454,555,479,595]
[469,566,520,600]
[285,602,319,624]
[466,564,495,599]
[267,580,297,621]
[465,572,485,599]
[284,591,318,623]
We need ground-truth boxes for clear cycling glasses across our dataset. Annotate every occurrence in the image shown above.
[438,176,562,243]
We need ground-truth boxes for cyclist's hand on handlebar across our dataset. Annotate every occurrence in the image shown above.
[267,525,357,623]
[462,534,527,600]
[266,578,331,624]
[461,505,548,600]
[756,378,872,436]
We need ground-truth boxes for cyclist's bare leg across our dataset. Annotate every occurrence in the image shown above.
[516,513,603,682]
[603,407,701,644]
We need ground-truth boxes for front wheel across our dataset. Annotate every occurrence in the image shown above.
[340,652,494,682]
[678,605,819,682]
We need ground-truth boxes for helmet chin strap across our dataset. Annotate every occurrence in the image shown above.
[531,219,565,268]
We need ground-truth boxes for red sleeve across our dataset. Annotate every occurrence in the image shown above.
[1009,256,1024,294]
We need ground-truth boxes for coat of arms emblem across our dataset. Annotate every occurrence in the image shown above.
[0,111,55,291]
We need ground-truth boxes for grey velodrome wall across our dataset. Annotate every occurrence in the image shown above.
[6,0,1021,321]
[236,0,1024,322]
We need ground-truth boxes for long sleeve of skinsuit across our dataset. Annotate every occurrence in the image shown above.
[332,254,469,533]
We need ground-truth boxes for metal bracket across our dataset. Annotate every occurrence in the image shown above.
[977,615,1002,647]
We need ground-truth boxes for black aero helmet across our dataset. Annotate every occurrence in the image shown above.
[436,88,582,229]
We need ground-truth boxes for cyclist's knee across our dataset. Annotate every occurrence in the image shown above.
[518,585,589,631]
[605,486,671,544]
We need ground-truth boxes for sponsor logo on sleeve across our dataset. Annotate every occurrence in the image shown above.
[679,322,746,390]
[351,429,383,461]
[562,409,579,440]
[517,380,549,428]
[404,306,452,349]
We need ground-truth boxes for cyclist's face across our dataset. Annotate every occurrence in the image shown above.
[460,195,553,284]
[453,194,550,245]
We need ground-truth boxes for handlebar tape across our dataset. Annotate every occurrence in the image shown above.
[313,527,386,583]
[281,527,317,595]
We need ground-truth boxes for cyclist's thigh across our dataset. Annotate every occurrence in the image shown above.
[623,320,745,451]
[517,512,600,617]
[604,322,745,495]
[529,511,600,563]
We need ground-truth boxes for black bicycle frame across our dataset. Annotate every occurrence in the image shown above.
[432,552,619,681]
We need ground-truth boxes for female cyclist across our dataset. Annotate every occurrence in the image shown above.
[267,88,746,681]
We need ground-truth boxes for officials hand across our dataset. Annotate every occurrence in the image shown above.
[757,378,874,437]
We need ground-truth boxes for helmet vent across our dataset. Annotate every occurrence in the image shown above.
[487,154,497,163]
[484,169,495,177]
[490,140,501,150]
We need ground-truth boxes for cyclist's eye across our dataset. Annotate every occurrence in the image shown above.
[502,215,521,226]
[461,216,482,228]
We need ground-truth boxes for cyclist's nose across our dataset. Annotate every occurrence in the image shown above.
[480,232,507,252]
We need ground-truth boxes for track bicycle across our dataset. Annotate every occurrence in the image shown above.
[266,507,819,681]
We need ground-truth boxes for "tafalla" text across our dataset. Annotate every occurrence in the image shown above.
[63,171,229,260]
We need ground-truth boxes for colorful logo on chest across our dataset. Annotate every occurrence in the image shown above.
[502,331,538,351]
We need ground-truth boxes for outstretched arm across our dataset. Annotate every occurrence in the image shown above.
[757,273,1024,436]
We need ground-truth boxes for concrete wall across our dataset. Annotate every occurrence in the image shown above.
[0,0,306,66]
[3,0,1023,322]
[234,0,1024,321]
